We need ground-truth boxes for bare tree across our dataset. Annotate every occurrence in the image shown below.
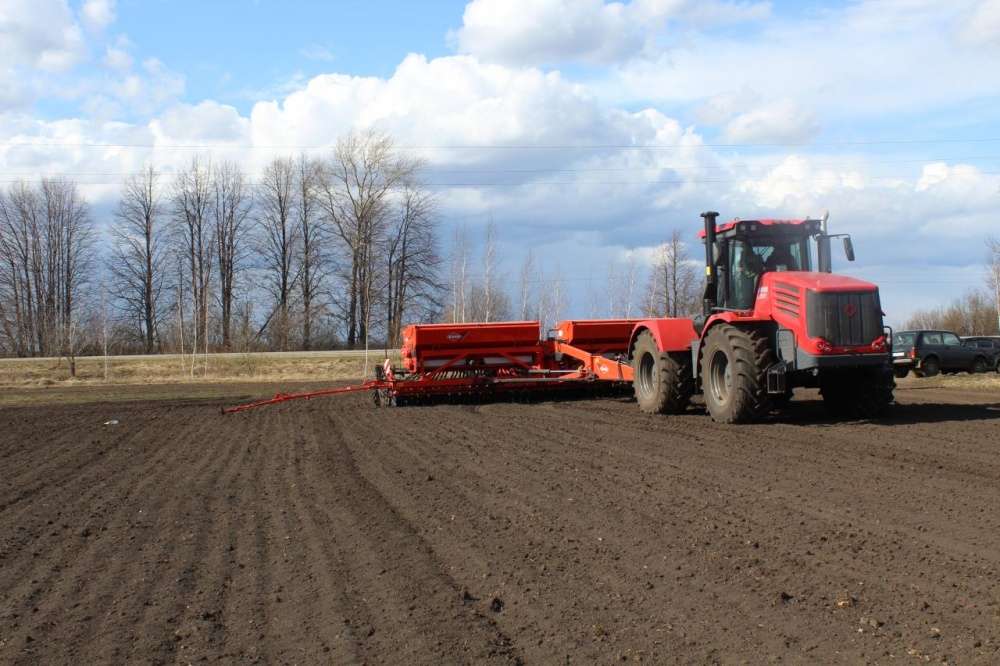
[172,157,214,356]
[467,220,509,323]
[988,236,1000,333]
[385,183,441,347]
[537,263,567,332]
[620,251,638,318]
[447,224,470,322]
[0,180,94,364]
[645,230,699,318]
[586,275,601,318]
[606,261,618,318]
[47,179,95,373]
[482,218,498,322]
[256,157,299,350]
[109,167,168,353]
[320,130,419,346]
[212,161,252,351]
[0,183,38,356]
[904,288,998,335]
[296,155,327,350]
[468,283,512,323]
[518,249,536,320]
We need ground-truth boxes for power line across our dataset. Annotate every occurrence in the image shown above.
[3,137,1000,151]
[1,154,999,178]
[1,173,998,187]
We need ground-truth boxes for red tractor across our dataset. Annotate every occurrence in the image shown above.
[226,211,894,423]
[628,212,894,423]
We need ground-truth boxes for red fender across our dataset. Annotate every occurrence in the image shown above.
[628,318,699,356]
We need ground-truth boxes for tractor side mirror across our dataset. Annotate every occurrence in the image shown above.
[842,236,855,262]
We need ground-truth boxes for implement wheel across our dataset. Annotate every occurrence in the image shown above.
[631,330,693,414]
[699,324,773,424]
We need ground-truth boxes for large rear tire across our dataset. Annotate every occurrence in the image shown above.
[631,331,693,414]
[820,365,895,419]
[699,324,773,424]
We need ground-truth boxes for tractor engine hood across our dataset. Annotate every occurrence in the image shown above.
[762,271,878,294]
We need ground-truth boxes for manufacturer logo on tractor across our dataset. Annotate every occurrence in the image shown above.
[843,303,857,318]
[447,332,465,341]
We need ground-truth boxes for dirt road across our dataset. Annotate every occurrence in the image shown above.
[2,384,999,663]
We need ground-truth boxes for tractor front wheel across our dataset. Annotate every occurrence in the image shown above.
[631,331,693,414]
[699,325,773,424]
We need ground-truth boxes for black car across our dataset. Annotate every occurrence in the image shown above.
[962,336,1000,372]
[891,330,995,378]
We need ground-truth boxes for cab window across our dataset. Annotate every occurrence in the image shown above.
[923,332,942,345]
[727,241,763,310]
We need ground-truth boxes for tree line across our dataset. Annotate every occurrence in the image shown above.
[445,224,702,332]
[903,237,1000,335]
[18,126,988,369]
[0,130,444,367]
[0,130,713,368]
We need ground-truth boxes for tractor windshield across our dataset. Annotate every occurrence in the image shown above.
[727,237,811,310]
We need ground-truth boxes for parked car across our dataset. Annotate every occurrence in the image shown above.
[891,330,995,378]
[961,336,1000,372]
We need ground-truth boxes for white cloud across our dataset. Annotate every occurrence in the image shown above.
[960,0,1000,46]
[104,44,132,71]
[249,54,671,167]
[0,36,996,320]
[105,58,185,114]
[610,0,1000,120]
[0,0,85,71]
[722,99,819,144]
[451,0,768,66]
[81,0,115,31]
[151,101,250,145]
[681,0,771,25]
[299,44,336,62]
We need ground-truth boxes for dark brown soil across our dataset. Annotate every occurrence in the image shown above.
[2,384,1000,663]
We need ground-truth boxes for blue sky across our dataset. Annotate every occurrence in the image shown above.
[113,0,466,111]
[3,0,1000,323]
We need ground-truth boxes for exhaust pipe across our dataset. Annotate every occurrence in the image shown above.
[817,210,832,273]
[701,211,719,317]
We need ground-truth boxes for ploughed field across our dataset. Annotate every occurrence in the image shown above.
[2,383,1000,664]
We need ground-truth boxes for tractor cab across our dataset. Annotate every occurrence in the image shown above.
[700,215,855,314]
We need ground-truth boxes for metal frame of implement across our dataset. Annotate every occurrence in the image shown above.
[221,319,640,414]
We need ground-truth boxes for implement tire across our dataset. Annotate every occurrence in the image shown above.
[821,365,895,419]
[700,324,773,424]
[631,330,693,414]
